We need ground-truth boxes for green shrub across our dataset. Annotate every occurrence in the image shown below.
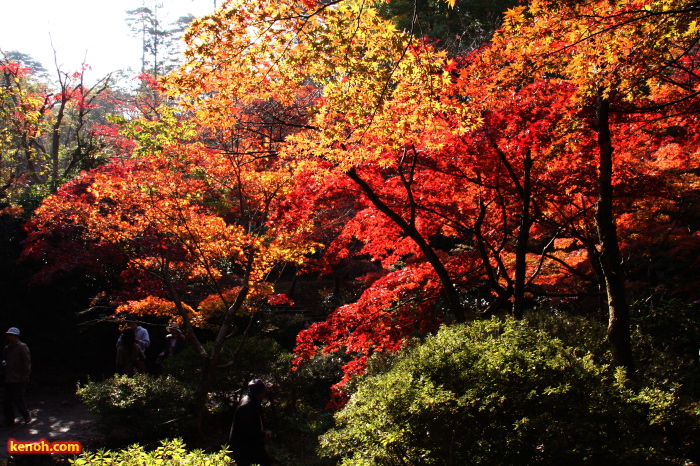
[320,318,691,465]
[523,308,611,362]
[160,333,341,464]
[161,335,293,414]
[632,299,700,382]
[163,335,289,389]
[76,374,194,442]
[161,333,343,410]
[71,438,231,465]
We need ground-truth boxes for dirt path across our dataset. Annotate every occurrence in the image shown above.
[0,381,105,459]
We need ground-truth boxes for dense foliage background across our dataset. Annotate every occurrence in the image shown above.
[1,0,700,464]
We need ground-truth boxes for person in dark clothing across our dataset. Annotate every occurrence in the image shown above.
[116,328,146,375]
[229,379,272,466]
[2,327,31,426]
[156,324,187,366]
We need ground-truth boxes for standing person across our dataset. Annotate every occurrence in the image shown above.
[229,379,272,466]
[116,328,146,375]
[1,327,31,426]
[116,319,150,352]
[155,324,187,368]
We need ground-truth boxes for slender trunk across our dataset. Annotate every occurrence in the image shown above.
[163,253,252,435]
[50,97,67,192]
[472,196,512,316]
[595,92,635,374]
[287,265,298,298]
[192,282,249,432]
[152,3,160,78]
[584,241,608,315]
[492,143,532,319]
[346,167,468,322]
[512,150,532,319]
[332,271,341,308]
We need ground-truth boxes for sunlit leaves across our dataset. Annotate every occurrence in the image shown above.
[22,0,700,407]
[107,106,198,157]
[485,0,700,104]
[26,141,316,325]
[167,0,477,170]
[0,55,111,202]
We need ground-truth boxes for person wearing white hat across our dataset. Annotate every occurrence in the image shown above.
[1,327,31,426]
[156,324,187,368]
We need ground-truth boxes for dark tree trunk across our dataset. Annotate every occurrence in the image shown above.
[512,149,532,319]
[192,279,250,433]
[345,167,468,323]
[595,92,635,374]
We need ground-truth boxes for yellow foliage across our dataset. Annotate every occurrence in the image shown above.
[478,0,700,104]
[116,296,197,320]
[167,0,477,172]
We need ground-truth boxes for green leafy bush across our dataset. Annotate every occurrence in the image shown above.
[523,308,611,362]
[71,438,230,465]
[632,299,700,381]
[161,334,341,464]
[320,318,691,465]
[77,374,194,442]
[164,335,288,389]
[162,335,294,414]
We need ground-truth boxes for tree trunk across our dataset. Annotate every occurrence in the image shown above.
[595,92,635,374]
[512,149,532,319]
[192,276,250,433]
[50,96,67,192]
[471,195,513,315]
[164,257,251,435]
[346,167,468,322]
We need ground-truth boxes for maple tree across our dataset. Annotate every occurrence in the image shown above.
[466,0,700,372]
[159,0,691,405]
[0,52,112,207]
[163,0,612,402]
[22,73,317,428]
[18,0,700,418]
[169,0,476,307]
[284,76,598,402]
[163,0,488,402]
[283,0,700,399]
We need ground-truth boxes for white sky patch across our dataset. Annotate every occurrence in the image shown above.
[0,0,218,83]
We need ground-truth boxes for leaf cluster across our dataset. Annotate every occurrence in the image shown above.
[77,374,194,442]
[320,318,692,465]
[71,438,230,466]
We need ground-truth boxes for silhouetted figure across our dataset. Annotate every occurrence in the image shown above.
[2,327,31,426]
[116,319,150,351]
[116,328,146,375]
[156,324,187,367]
[229,379,272,466]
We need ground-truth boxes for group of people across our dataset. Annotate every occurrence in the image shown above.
[115,320,187,375]
[0,322,272,465]
[114,319,272,464]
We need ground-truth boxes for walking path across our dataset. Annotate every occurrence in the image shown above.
[0,382,104,459]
